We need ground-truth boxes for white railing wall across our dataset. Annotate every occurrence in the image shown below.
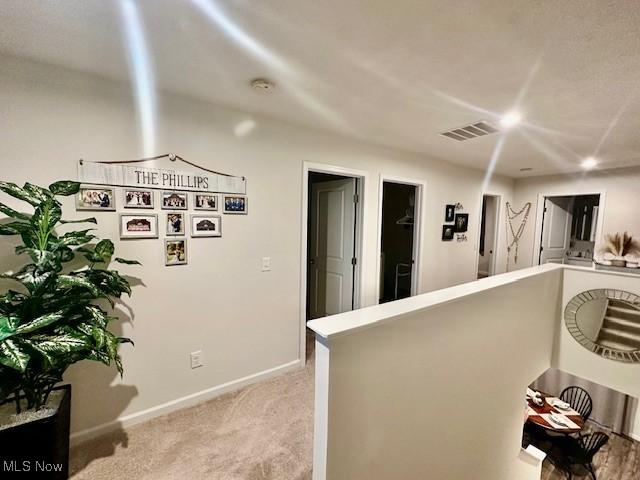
[309,264,564,480]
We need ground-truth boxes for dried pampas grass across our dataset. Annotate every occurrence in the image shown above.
[599,232,640,257]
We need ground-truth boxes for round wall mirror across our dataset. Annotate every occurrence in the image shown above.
[564,289,640,363]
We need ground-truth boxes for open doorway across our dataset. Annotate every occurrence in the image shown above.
[477,194,500,278]
[378,179,422,304]
[536,194,601,266]
[306,171,362,320]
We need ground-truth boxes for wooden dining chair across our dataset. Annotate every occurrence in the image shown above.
[560,386,593,422]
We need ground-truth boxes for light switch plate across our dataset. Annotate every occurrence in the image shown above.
[262,257,271,272]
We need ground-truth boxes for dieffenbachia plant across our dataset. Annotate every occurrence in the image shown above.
[0,180,139,413]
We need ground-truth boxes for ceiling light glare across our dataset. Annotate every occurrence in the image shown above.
[499,111,522,129]
[581,157,598,170]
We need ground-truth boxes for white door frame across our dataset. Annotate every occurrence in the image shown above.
[531,190,606,266]
[474,193,502,277]
[375,174,425,302]
[300,162,368,364]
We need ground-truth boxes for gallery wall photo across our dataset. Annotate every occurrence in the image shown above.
[76,154,248,266]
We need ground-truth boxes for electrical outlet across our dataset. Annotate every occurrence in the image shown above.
[261,256,271,272]
[190,350,204,369]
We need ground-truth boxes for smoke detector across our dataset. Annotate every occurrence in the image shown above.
[250,78,275,94]
[439,121,499,141]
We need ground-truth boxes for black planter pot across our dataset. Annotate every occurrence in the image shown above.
[0,384,71,479]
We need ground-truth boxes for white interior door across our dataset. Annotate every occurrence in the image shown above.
[539,197,573,264]
[478,195,498,277]
[308,177,356,319]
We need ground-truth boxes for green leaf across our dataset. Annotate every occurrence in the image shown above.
[21,249,60,271]
[114,257,142,266]
[0,221,31,236]
[0,315,18,342]
[60,217,97,225]
[32,333,89,355]
[0,181,40,206]
[59,229,96,246]
[49,181,80,196]
[57,275,101,297]
[94,239,115,260]
[0,339,29,372]
[0,202,30,221]
[31,201,62,233]
[23,183,54,203]
[16,312,65,335]
[78,247,106,264]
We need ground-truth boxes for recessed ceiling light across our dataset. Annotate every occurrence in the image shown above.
[581,157,598,170]
[499,111,522,129]
[250,78,275,94]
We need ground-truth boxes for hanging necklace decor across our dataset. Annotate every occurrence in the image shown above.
[505,201,532,269]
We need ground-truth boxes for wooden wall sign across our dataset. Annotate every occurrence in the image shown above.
[77,155,246,194]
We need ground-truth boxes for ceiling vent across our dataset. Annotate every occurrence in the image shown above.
[440,121,499,141]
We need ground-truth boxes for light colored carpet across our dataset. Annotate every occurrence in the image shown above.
[71,336,315,480]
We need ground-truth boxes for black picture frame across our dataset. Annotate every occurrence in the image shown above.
[445,204,455,222]
[454,213,469,232]
[442,225,454,241]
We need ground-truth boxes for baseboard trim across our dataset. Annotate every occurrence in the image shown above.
[70,358,302,446]
[630,432,640,443]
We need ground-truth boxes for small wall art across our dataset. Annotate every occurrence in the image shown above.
[442,224,455,241]
[123,188,154,209]
[445,204,455,222]
[76,185,116,211]
[162,191,188,210]
[223,195,248,214]
[191,214,222,237]
[166,212,186,236]
[165,238,188,266]
[119,213,159,239]
[454,213,469,232]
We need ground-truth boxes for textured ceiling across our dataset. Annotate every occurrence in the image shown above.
[1,0,640,177]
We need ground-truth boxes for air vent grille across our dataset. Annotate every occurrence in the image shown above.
[440,121,499,141]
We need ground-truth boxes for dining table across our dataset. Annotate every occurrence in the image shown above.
[525,395,585,434]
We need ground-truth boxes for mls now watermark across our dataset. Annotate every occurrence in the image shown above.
[3,460,63,473]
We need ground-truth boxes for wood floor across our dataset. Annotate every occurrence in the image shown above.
[539,424,640,480]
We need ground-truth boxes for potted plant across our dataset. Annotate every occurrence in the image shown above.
[0,180,139,479]
[595,232,640,270]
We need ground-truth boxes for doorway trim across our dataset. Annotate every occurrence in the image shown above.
[300,162,368,364]
[474,193,502,278]
[375,174,426,302]
[531,190,607,266]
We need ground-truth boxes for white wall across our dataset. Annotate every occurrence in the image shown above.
[511,167,640,270]
[309,265,564,480]
[0,54,513,438]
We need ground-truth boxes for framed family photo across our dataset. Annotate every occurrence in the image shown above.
[165,238,187,266]
[166,212,186,236]
[223,195,247,214]
[191,214,222,237]
[162,191,188,210]
[124,189,154,209]
[194,193,218,211]
[76,186,116,211]
[119,214,159,239]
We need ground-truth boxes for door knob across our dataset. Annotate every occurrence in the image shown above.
[309,259,315,265]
